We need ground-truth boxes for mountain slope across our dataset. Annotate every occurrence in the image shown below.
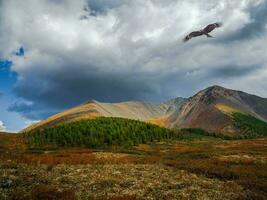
[23,98,186,132]
[23,85,267,135]
[166,86,267,135]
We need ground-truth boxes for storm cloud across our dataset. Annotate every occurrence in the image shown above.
[1,0,267,120]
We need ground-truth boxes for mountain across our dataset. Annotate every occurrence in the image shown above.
[166,85,267,135]
[23,98,186,132]
[24,85,267,135]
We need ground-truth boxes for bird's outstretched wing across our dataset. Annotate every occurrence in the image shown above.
[203,22,222,33]
[183,22,223,42]
[183,31,204,42]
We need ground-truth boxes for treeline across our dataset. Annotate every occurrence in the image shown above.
[232,112,267,137]
[178,128,245,140]
[25,117,176,148]
[25,114,267,149]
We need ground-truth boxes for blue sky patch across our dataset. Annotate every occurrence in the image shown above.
[0,60,17,92]
[14,47,25,57]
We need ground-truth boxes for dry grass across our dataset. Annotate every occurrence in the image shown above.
[0,164,246,200]
[20,149,96,165]
[0,134,266,200]
[9,185,76,200]
[0,133,26,150]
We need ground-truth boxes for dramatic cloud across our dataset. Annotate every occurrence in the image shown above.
[0,121,6,131]
[1,0,267,120]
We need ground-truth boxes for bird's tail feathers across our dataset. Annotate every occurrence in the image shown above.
[206,33,213,38]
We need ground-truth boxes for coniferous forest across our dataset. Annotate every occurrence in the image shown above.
[26,117,175,148]
[25,112,267,149]
[232,112,267,137]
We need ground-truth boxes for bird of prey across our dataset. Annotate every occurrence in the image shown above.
[183,22,222,42]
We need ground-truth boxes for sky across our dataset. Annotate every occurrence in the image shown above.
[0,0,267,132]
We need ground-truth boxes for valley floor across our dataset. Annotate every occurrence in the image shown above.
[1,163,246,200]
[0,134,266,200]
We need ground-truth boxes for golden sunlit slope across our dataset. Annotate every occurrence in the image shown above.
[215,103,240,114]
[23,99,186,132]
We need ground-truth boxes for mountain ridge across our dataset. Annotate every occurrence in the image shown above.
[23,85,267,135]
[166,85,267,134]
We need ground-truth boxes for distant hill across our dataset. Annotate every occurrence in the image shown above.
[23,85,267,136]
[23,98,186,132]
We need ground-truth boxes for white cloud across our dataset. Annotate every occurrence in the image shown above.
[0,121,6,131]
[1,0,267,119]
[2,0,263,72]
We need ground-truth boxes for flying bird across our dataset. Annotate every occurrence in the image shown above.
[183,22,223,42]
